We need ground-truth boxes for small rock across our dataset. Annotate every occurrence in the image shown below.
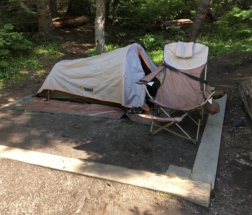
[232,116,245,127]
[236,80,243,85]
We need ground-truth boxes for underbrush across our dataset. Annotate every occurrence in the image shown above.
[200,7,252,56]
[1,6,251,86]
[87,7,252,64]
[87,7,251,64]
[0,24,62,88]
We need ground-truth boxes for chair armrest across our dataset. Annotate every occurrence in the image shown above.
[137,66,164,84]
[212,90,225,99]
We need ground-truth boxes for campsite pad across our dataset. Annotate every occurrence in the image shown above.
[13,97,125,119]
[2,97,206,174]
[12,96,152,125]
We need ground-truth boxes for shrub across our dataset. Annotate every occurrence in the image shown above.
[0,24,32,82]
[139,34,164,51]
[217,7,252,40]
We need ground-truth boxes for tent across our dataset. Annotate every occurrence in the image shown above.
[37,43,158,111]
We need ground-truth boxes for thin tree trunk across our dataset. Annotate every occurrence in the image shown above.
[37,0,54,39]
[95,0,106,54]
[189,0,213,42]
[206,8,217,22]
[19,0,36,14]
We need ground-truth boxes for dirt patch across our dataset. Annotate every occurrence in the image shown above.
[0,109,201,173]
[0,26,252,215]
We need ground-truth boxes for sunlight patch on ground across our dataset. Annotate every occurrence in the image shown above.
[36,69,47,74]
[7,113,32,125]
[7,98,15,102]
[19,70,29,75]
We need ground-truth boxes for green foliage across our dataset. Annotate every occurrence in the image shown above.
[148,50,163,65]
[87,37,164,65]
[3,0,251,86]
[197,6,252,56]
[0,24,63,85]
[34,39,62,59]
[139,34,164,51]
[166,26,189,42]
[200,37,252,56]
[1,0,37,31]
[110,0,193,31]
[217,7,252,40]
[87,44,121,57]
[0,24,32,82]
[233,8,252,20]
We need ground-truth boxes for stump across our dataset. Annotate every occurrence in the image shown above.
[240,77,252,120]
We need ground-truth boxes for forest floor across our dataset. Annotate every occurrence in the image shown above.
[0,24,252,215]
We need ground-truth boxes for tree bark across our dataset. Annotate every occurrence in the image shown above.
[95,0,106,54]
[50,0,58,17]
[189,0,213,42]
[37,0,54,39]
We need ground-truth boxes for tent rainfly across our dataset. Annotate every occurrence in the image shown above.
[37,43,158,110]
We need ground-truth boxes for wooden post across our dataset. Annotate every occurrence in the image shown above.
[240,77,252,120]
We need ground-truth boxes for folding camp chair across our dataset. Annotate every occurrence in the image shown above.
[137,42,225,144]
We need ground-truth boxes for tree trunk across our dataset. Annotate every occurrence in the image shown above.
[189,0,213,42]
[37,0,54,39]
[95,0,106,54]
[50,0,58,17]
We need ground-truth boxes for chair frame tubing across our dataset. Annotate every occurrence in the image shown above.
[143,84,217,144]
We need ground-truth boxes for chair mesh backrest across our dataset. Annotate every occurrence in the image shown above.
[153,42,212,111]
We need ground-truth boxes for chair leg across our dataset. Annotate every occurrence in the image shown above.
[201,108,204,122]
[151,121,174,135]
[149,108,201,144]
[150,121,197,144]
[196,118,201,142]
[161,125,197,144]
[150,121,154,132]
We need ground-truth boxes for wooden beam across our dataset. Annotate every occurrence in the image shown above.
[0,145,211,207]
[240,78,252,120]
[191,95,227,189]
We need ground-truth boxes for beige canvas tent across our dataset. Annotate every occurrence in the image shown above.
[37,43,158,111]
